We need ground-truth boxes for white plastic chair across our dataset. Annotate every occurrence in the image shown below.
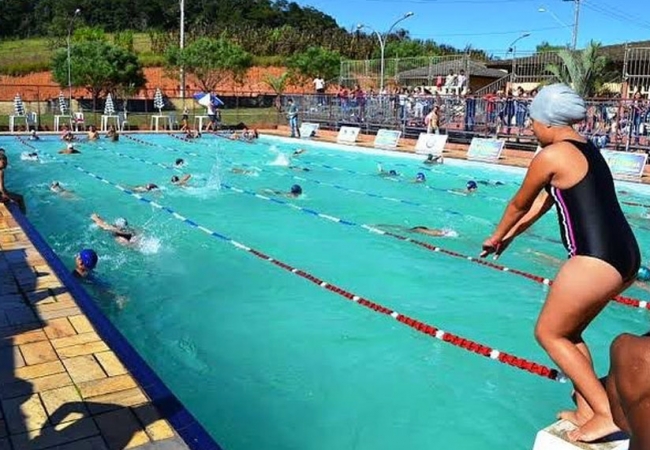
[73,112,86,131]
[118,111,129,131]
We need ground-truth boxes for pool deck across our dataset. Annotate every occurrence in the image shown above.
[0,204,190,450]
[262,126,650,185]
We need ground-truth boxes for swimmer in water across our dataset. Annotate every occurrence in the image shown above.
[21,152,39,162]
[50,181,75,198]
[72,248,98,278]
[231,168,258,175]
[131,183,159,193]
[375,224,457,237]
[450,180,478,195]
[29,130,40,141]
[171,174,192,187]
[87,125,99,141]
[264,184,303,198]
[423,154,443,165]
[90,213,138,246]
[59,143,80,154]
[293,148,306,156]
[413,172,426,184]
[174,158,185,168]
[477,180,505,186]
[480,84,640,443]
[377,164,398,177]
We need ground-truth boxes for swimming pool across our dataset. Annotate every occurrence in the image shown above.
[3,132,650,450]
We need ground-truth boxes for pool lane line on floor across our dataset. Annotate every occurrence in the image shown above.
[18,136,566,383]
[83,139,650,313]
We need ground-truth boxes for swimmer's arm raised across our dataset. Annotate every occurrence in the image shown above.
[490,152,554,242]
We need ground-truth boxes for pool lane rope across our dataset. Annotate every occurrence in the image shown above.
[17,136,566,383]
[96,139,650,313]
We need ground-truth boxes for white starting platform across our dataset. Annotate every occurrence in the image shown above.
[533,420,629,450]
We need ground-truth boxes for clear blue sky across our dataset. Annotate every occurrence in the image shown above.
[297,0,649,57]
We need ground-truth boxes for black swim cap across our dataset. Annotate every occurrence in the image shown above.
[171,176,179,183]
[290,184,302,195]
[175,158,184,165]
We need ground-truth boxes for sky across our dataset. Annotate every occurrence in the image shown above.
[297,0,650,57]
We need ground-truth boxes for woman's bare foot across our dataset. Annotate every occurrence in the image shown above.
[558,409,591,427]
[567,413,620,442]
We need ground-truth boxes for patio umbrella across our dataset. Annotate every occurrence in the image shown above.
[153,88,165,113]
[192,92,224,108]
[58,91,68,115]
[104,93,115,116]
[13,94,25,116]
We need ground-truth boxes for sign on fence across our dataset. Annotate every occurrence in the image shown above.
[337,126,361,144]
[467,138,505,162]
[415,133,448,155]
[299,122,319,139]
[601,149,648,181]
[374,129,401,149]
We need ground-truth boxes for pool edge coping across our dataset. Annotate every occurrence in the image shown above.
[5,202,224,450]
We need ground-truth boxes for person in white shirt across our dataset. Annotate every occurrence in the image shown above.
[313,76,325,105]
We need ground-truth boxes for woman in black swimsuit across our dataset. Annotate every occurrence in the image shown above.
[480,84,640,443]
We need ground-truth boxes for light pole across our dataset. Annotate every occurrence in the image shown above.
[538,3,579,50]
[507,33,531,83]
[357,11,414,95]
[67,8,81,114]
[180,0,185,104]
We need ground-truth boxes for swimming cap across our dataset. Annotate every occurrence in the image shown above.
[114,218,128,228]
[416,172,426,181]
[175,158,184,166]
[638,266,650,282]
[528,83,586,127]
[389,170,397,176]
[290,184,302,195]
[67,143,73,149]
[467,180,478,190]
[79,249,98,270]
[171,175,179,183]
[51,181,60,188]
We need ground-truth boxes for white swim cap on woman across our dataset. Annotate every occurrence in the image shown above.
[528,83,586,126]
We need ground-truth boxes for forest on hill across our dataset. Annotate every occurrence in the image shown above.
[0,0,487,62]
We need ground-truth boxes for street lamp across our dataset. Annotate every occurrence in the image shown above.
[538,2,580,50]
[67,8,81,115]
[506,32,531,83]
[357,11,415,95]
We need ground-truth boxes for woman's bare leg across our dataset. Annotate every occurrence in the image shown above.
[534,256,629,442]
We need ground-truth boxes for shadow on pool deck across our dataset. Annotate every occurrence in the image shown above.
[0,207,190,450]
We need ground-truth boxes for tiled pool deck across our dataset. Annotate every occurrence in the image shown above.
[0,204,212,450]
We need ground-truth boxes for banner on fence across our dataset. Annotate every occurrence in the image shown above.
[374,129,401,149]
[601,149,647,180]
[299,122,319,139]
[467,138,505,162]
[337,126,361,144]
[415,133,448,155]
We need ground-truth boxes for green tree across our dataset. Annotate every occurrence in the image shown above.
[51,40,146,106]
[536,41,567,53]
[287,46,340,84]
[545,40,612,97]
[166,37,252,92]
[263,72,290,111]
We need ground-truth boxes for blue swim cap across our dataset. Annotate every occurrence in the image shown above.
[638,266,650,282]
[416,172,426,181]
[467,180,478,190]
[389,170,397,176]
[290,184,302,195]
[79,249,98,270]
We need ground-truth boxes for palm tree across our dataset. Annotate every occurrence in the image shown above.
[545,40,612,97]
[263,72,290,112]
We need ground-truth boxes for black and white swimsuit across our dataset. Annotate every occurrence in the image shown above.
[545,139,640,281]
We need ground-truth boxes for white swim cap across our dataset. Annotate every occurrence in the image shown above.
[114,218,128,228]
[528,83,586,126]
[67,143,73,149]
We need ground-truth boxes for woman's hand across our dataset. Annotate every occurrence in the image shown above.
[480,236,513,259]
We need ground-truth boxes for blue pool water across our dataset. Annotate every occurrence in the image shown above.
[2,132,650,449]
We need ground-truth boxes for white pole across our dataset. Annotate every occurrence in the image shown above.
[67,9,81,115]
[180,0,185,104]
[571,0,581,50]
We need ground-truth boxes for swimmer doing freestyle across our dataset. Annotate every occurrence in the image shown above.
[480,84,640,443]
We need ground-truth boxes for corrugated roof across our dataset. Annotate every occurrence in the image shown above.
[397,59,507,80]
